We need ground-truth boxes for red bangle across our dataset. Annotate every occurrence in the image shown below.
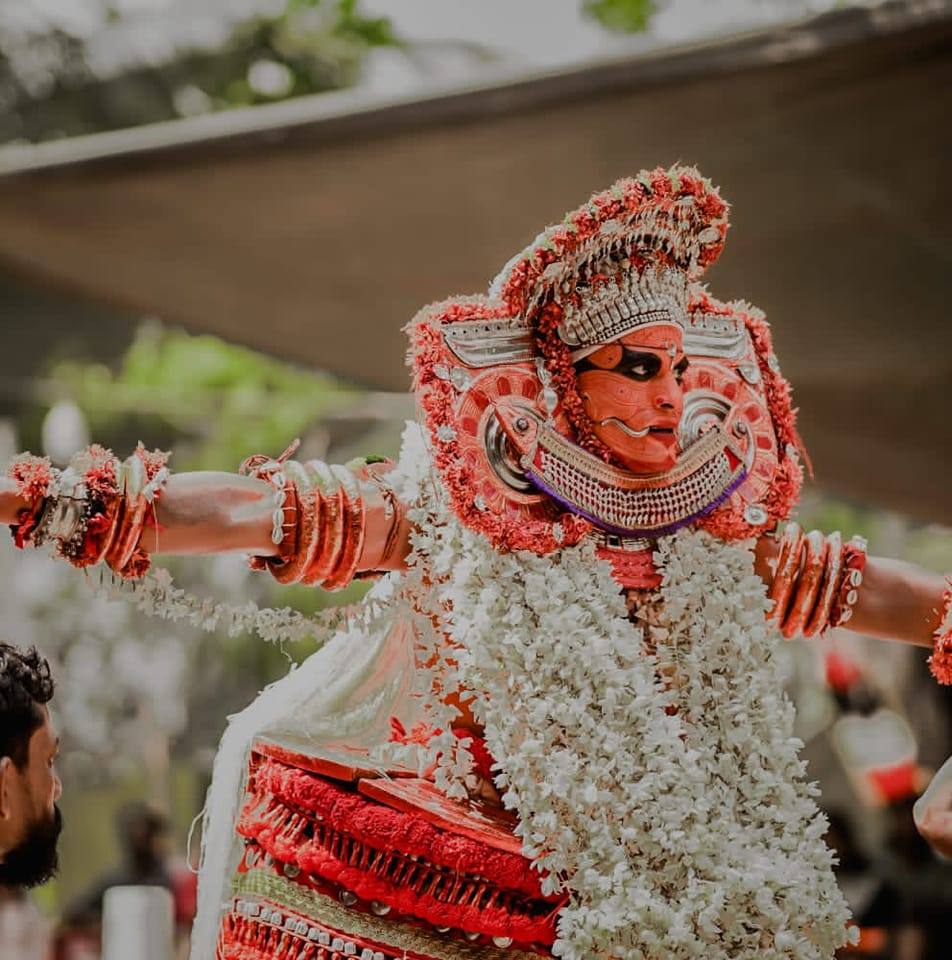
[324,473,366,591]
[829,536,868,628]
[805,530,842,638]
[103,447,169,578]
[767,522,804,627]
[781,529,827,639]
[267,462,317,585]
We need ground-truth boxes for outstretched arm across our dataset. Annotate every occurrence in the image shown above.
[2,470,283,557]
[2,455,411,579]
[754,530,946,649]
[843,556,945,648]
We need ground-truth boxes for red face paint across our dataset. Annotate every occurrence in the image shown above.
[575,324,686,474]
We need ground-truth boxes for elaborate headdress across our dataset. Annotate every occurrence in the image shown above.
[409,165,803,552]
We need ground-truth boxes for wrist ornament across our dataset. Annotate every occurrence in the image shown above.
[828,536,868,628]
[244,451,397,591]
[6,444,168,578]
[929,580,952,686]
[766,524,868,638]
[240,441,300,573]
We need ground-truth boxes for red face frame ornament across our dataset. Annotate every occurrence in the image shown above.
[409,165,804,553]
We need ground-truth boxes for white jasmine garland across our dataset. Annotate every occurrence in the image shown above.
[93,565,362,647]
[395,424,852,959]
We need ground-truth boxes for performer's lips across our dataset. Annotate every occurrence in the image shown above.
[600,418,678,440]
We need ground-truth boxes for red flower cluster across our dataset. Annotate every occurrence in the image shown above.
[929,580,952,686]
[8,452,53,503]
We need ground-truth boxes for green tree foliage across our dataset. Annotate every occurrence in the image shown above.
[583,0,657,33]
[0,0,400,143]
[47,321,355,471]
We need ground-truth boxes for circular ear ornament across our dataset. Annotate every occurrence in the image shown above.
[685,290,806,541]
[409,297,589,553]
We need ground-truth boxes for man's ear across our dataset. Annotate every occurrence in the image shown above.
[0,755,15,821]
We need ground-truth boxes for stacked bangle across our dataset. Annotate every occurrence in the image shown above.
[243,451,399,592]
[6,444,169,579]
[929,580,952,686]
[766,523,869,639]
[828,537,868,628]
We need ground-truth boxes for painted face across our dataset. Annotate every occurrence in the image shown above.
[575,323,687,474]
[0,707,62,888]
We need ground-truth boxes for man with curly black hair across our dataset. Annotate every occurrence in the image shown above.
[0,642,61,888]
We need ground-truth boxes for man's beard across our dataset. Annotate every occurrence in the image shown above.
[0,805,62,888]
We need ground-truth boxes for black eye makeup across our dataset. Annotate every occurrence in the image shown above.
[576,348,669,382]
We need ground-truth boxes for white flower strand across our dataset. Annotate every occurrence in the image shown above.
[92,565,362,647]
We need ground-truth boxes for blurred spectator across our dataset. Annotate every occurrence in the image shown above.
[0,642,62,889]
[914,757,952,858]
[0,883,51,960]
[875,798,952,960]
[827,809,891,959]
[55,801,195,958]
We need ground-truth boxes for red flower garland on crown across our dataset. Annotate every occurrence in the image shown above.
[522,168,728,468]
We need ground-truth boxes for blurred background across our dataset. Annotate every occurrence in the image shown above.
[0,1,949,958]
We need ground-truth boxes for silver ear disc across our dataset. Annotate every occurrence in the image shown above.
[484,415,533,493]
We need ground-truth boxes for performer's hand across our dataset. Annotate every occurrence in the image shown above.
[914,761,952,858]
[753,533,780,584]
[0,476,29,524]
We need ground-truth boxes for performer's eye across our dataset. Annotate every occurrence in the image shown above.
[674,357,690,383]
[619,352,661,381]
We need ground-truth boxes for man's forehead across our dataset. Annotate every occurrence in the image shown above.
[30,706,56,749]
[616,324,683,351]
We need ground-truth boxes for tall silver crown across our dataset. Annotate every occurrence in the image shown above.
[557,266,688,349]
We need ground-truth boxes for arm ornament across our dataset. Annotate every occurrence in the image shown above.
[766,521,867,638]
[929,581,952,685]
[6,445,169,578]
[242,453,402,591]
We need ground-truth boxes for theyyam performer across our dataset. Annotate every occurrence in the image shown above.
[2,165,950,960]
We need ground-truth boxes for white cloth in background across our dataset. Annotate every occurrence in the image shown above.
[0,892,51,960]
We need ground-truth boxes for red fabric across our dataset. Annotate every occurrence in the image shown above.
[594,547,661,589]
[452,728,494,783]
[171,864,198,926]
[824,650,863,695]
[244,760,548,899]
[866,761,918,805]
[293,841,556,943]
[219,911,555,960]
